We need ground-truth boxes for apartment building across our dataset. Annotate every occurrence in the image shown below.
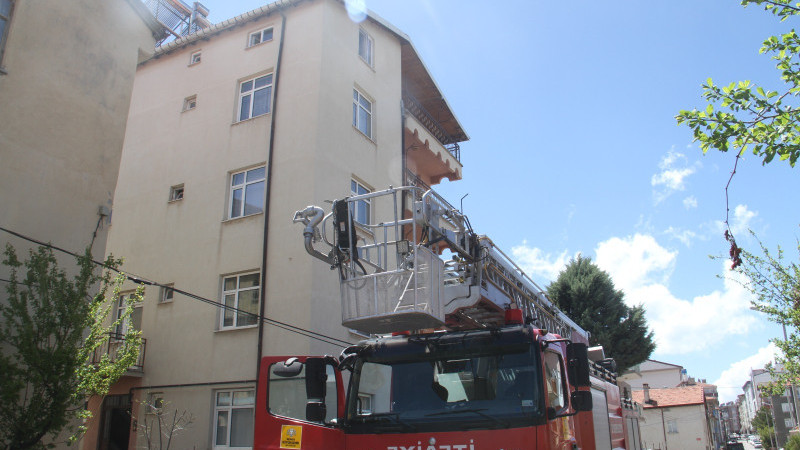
[96,0,467,448]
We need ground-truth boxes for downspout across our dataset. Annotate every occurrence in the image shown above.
[256,3,288,383]
[401,97,407,219]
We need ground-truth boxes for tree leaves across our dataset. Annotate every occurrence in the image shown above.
[546,256,656,373]
[677,4,800,168]
[0,245,143,449]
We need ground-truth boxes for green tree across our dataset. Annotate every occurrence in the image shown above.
[753,404,777,449]
[732,232,800,395]
[677,1,800,168]
[784,433,800,450]
[0,244,143,449]
[546,256,656,373]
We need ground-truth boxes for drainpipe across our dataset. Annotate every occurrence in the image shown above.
[256,2,288,384]
[400,98,407,219]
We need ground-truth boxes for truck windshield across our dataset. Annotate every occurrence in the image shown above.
[346,347,544,432]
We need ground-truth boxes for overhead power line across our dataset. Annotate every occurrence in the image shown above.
[0,225,352,348]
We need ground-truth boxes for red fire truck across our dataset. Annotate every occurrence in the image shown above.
[254,186,642,449]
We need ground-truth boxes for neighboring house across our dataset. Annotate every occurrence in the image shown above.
[0,1,164,449]
[620,359,685,390]
[0,0,163,260]
[720,401,742,437]
[633,384,712,450]
[98,0,468,448]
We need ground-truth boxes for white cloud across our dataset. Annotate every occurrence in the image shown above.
[714,343,779,403]
[510,241,573,282]
[651,150,700,204]
[713,204,759,238]
[683,196,698,209]
[594,235,759,354]
[664,226,699,247]
[510,233,761,356]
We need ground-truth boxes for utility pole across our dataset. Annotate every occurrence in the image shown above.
[783,323,799,429]
[661,408,669,450]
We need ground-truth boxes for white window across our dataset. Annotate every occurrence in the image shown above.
[160,285,174,303]
[238,74,273,121]
[352,89,372,139]
[787,418,795,428]
[220,273,260,329]
[248,27,273,47]
[350,179,371,224]
[358,28,373,66]
[783,402,793,413]
[183,95,197,112]
[214,389,255,448]
[114,292,142,337]
[169,184,184,202]
[189,50,201,65]
[0,0,13,66]
[229,166,265,219]
[667,419,678,433]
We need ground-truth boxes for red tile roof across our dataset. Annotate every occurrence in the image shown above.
[632,385,705,409]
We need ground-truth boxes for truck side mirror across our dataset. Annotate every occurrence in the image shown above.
[571,390,593,412]
[306,401,327,422]
[272,357,303,377]
[566,342,590,387]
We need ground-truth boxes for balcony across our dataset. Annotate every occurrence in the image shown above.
[404,94,463,186]
[90,332,146,374]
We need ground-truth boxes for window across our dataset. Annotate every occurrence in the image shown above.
[189,50,201,65]
[248,27,273,47]
[238,74,273,121]
[220,273,260,329]
[667,419,678,433]
[183,95,197,111]
[783,402,793,413]
[787,418,795,428]
[357,394,373,415]
[214,389,255,448]
[358,28,373,66]
[350,179,371,224]
[145,392,165,414]
[169,184,184,202]
[160,285,174,303]
[543,350,567,411]
[114,292,142,336]
[268,363,338,424]
[0,0,13,67]
[229,166,265,218]
[352,89,372,139]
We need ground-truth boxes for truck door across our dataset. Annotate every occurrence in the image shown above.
[543,347,579,450]
[254,356,345,450]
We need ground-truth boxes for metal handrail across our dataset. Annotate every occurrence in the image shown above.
[90,332,146,372]
[403,90,462,160]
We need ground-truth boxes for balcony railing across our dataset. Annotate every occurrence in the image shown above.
[90,332,146,372]
[403,91,461,162]
[404,169,431,201]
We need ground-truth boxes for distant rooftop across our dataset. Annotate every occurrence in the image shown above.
[632,385,706,409]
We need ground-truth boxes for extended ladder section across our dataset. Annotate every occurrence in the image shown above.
[293,186,586,340]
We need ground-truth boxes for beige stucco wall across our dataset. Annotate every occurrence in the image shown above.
[0,0,156,260]
[639,405,710,450]
[104,0,411,447]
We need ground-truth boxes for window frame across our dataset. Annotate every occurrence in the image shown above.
[667,419,678,433]
[358,28,374,67]
[183,95,197,112]
[219,272,261,330]
[213,388,256,449]
[350,179,371,225]
[228,166,266,219]
[169,184,184,202]
[237,74,273,122]
[189,50,202,65]
[352,88,373,139]
[0,0,14,69]
[114,292,142,337]
[160,284,174,304]
[247,27,274,48]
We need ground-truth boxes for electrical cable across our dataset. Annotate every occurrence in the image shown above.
[0,225,352,348]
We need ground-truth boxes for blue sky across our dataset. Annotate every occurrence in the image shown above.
[199,0,800,402]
